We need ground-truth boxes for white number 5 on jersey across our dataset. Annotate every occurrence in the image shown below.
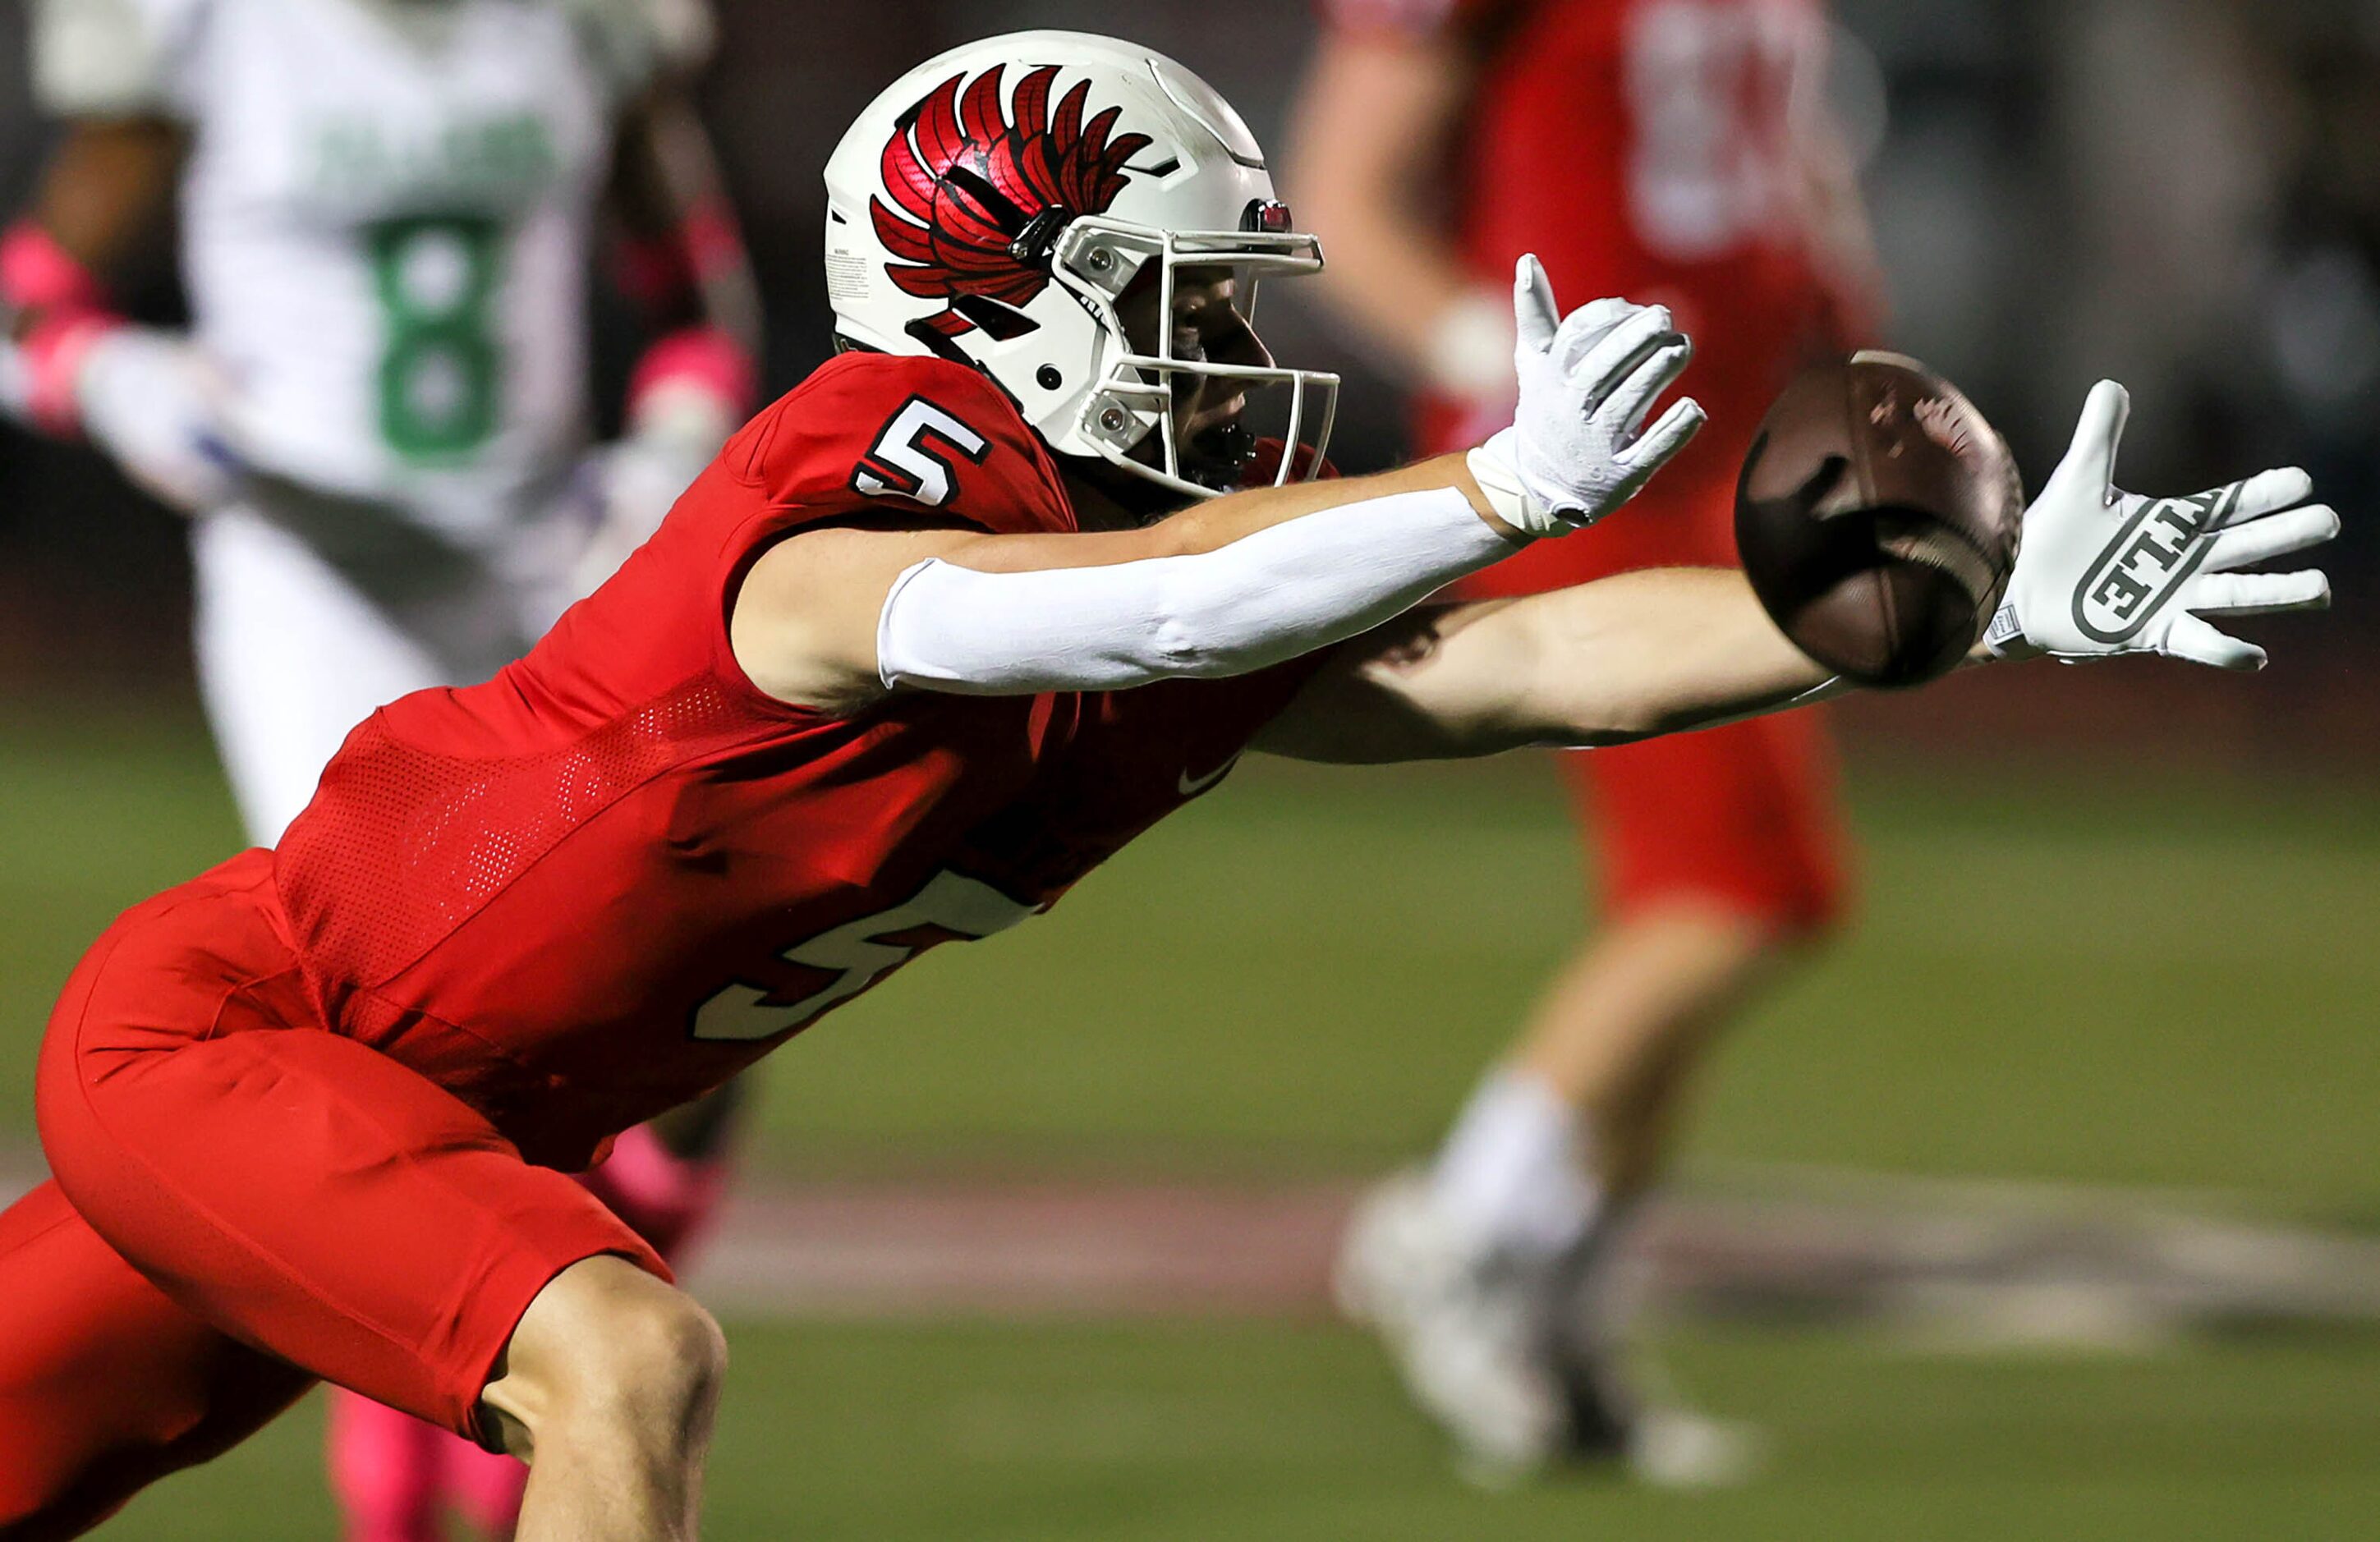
[851,397,990,507]
[691,870,1035,1041]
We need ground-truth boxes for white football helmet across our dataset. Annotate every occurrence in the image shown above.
[823,30,1339,500]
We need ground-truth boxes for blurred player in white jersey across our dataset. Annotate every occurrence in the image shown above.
[2,1,758,1536]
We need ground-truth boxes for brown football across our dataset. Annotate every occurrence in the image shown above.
[1734,352,2024,686]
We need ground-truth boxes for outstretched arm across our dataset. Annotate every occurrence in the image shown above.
[1260,382,2339,763]
[733,268,1703,714]
[733,453,1522,713]
[1252,571,1846,763]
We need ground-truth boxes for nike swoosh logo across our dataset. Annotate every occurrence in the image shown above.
[1177,754,1241,797]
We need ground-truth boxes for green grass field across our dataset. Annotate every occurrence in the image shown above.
[5,696,2378,1538]
[91,1322,2380,1541]
[7,697,2376,1210]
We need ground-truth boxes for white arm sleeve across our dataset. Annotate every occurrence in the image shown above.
[875,485,1520,695]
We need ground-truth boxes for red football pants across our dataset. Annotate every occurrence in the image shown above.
[0,851,664,1537]
[1449,462,1851,934]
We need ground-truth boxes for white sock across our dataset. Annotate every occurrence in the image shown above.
[1427,1067,1601,1261]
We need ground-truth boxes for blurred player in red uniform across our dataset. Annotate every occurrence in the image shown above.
[1289,0,1889,1479]
[0,27,2334,1541]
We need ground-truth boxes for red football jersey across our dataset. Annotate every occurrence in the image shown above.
[1321,0,1854,466]
[275,352,1323,1168]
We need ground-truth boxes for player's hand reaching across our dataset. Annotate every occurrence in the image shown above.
[76,326,246,515]
[1987,381,2337,669]
[1464,254,1705,538]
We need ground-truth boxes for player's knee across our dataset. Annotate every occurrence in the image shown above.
[485,1257,724,1457]
[590,1288,728,1430]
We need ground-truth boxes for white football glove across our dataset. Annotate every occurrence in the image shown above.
[1986,381,2336,669]
[76,327,246,514]
[1465,255,1706,539]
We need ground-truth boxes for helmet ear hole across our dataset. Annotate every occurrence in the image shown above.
[1036,365,1062,390]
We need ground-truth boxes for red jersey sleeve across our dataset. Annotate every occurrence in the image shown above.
[679,351,1082,716]
[720,351,1075,551]
[521,351,1077,725]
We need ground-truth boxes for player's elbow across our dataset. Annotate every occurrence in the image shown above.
[1144,571,1284,680]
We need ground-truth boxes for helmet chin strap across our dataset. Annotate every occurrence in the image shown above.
[1185,421,1257,487]
[1060,420,1261,529]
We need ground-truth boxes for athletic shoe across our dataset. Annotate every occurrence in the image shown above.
[1335,1171,1570,1479]
[1339,1170,1766,1487]
[1546,1231,1766,1489]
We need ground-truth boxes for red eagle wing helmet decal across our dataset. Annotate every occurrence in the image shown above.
[871,64,1154,338]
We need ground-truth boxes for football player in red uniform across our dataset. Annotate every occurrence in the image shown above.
[1290,0,1884,1477]
[0,29,2335,1540]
